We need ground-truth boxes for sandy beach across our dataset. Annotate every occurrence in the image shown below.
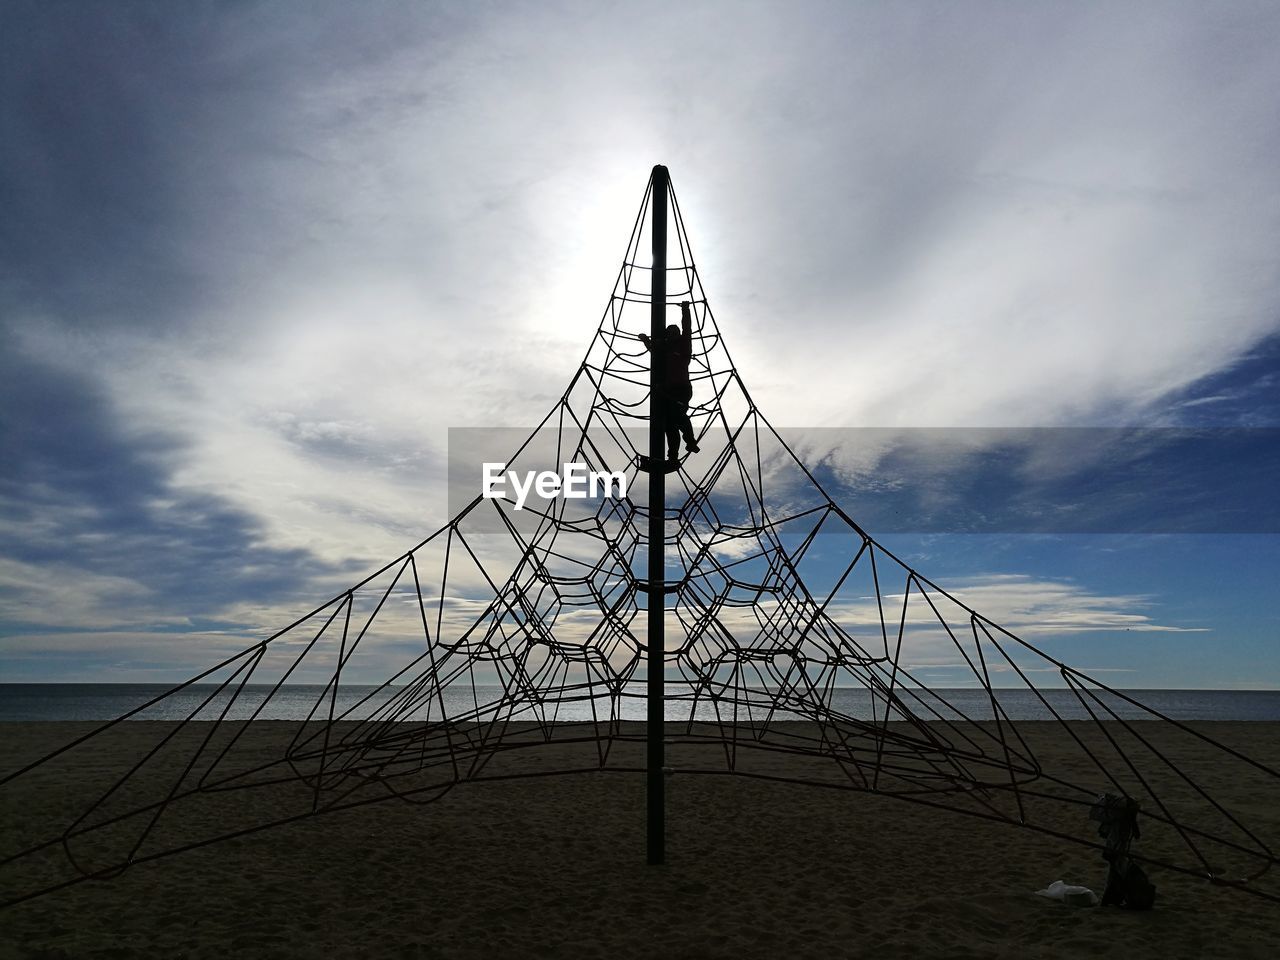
[2,719,1279,959]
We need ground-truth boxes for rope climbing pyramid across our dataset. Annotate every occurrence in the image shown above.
[2,168,1278,907]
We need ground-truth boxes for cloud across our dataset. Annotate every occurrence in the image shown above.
[0,327,342,639]
[2,2,1277,681]
[911,573,1207,637]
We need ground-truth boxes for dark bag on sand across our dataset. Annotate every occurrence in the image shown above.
[1122,864,1157,910]
[1102,862,1157,910]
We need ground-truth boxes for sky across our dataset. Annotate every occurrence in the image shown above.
[1,1,1278,686]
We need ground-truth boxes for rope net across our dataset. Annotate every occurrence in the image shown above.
[3,171,1278,907]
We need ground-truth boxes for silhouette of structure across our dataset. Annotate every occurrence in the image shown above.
[3,167,1279,907]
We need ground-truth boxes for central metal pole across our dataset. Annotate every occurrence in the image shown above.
[646,164,668,866]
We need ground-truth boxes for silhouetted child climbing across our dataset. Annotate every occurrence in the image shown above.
[640,300,700,461]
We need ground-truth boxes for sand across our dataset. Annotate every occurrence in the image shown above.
[2,720,1279,959]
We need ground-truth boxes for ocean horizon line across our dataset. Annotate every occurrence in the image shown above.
[4,684,1280,723]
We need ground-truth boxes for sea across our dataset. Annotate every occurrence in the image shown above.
[1,684,1278,723]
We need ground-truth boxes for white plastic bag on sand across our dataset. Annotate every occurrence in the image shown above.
[1036,880,1098,906]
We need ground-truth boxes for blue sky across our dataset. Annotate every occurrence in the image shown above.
[1,1,1277,686]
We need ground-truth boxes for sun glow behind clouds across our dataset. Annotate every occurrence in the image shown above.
[2,2,1278,684]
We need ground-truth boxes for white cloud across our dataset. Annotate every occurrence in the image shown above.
[135,3,1276,535]
[0,558,164,630]
[4,2,1277,682]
